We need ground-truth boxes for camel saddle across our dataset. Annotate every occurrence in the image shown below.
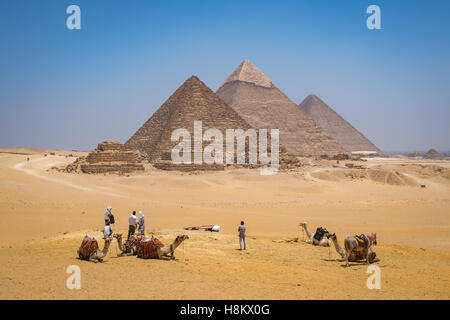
[313,227,328,242]
[137,237,164,259]
[79,236,99,259]
[355,234,369,248]
[125,235,146,253]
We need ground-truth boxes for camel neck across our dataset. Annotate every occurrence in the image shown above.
[103,241,111,254]
[171,239,183,251]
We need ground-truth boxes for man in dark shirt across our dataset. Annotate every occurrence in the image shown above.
[238,221,246,250]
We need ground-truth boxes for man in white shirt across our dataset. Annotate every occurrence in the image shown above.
[103,223,112,239]
[128,211,137,240]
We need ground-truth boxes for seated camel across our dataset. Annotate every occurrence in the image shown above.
[344,233,378,267]
[299,222,330,247]
[327,233,378,263]
[77,236,112,263]
[137,235,189,260]
[114,233,143,256]
[114,233,189,260]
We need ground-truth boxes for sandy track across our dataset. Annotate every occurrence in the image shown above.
[13,157,124,197]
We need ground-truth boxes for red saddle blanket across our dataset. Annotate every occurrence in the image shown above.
[137,237,164,259]
[79,236,99,259]
[125,235,146,253]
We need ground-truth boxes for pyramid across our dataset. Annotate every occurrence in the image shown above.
[424,149,442,159]
[124,76,277,169]
[299,94,382,155]
[216,60,345,156]
[63,141,144,174]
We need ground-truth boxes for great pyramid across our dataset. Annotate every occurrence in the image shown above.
[124,76,281,170]
[299,94,382,155]
[216,60,345,156]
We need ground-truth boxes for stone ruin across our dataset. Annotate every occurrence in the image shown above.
[63,141,144,174]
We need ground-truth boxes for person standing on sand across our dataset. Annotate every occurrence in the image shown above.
[104,206,113,225]
[128,211,137,240]
[103,222,113,239]
[137,211,145,235]
[238,221,246,250]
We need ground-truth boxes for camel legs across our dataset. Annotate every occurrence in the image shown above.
[117,252,134,257]
[344,249,351,267]
[156,248,174,260]
[318,238,330,247]
[89,256,101,263]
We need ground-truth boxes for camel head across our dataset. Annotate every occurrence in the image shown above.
[113,233,122,240]
[299,222,307,227]
[368,233,377,245]
[327,233,336,240]
[176,235,189,243]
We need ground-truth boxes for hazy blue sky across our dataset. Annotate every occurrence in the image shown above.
[1,0,449,152]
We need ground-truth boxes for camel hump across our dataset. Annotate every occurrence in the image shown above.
[137,237,164,259]
[78,236,99,259]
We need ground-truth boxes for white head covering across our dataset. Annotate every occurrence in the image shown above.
[104,206,112,221]
[138,211,144,219]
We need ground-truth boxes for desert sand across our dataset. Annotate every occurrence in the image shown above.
[0,149,449,299]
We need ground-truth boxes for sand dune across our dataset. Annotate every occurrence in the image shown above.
[0,150,449,299]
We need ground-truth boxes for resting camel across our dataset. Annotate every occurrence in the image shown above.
[77,237,112,263]
[153,235,189,260]
[299,222,330,247]
[114,233,189,260]
[344,233,377,267]
[114,233,137,256]
[328,233,378,263]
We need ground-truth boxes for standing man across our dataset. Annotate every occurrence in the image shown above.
[128,211,137,240]
[238,221,246,250]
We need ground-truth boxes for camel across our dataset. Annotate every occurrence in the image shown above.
[299,222,330,247]
[328,233,378,263]
[344,233,377,267]
[114,233,189,260]
[154,235,189,260]
[113,233,136,256]
[77,237,112,263]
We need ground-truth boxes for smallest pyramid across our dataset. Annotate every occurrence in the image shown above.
[299,94,382,155]
[220,60,272,89]
[80,141,144,174]
[424,149,442,159]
